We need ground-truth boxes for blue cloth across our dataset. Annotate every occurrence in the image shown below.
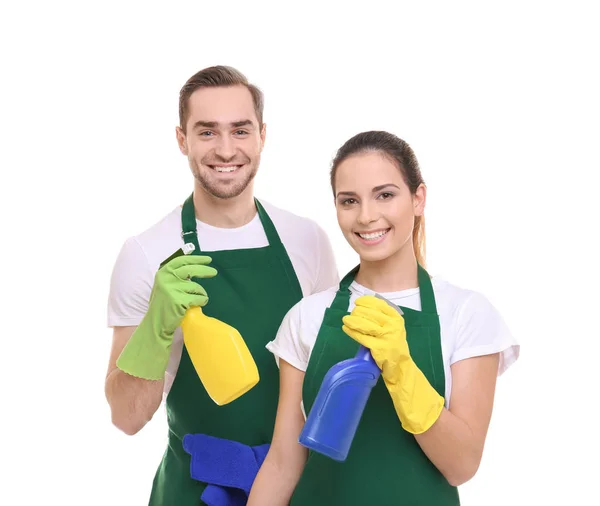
[182,433,270,506]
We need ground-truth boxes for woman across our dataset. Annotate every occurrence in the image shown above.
[247,131,519,505]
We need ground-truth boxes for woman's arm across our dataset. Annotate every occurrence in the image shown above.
[414,353,499,486]
[247,359,308,505]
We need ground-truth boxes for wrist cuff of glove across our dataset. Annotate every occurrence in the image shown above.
[116,319,173,381]
[399,394,445,434]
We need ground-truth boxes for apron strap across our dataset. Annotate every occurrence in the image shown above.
[181,193,201,253]
[417,263,438,315]
[255,199,280,247]
[329,266,358,311]
[328,264,437,315]
[255,199,302,296]
[181,194,301,297]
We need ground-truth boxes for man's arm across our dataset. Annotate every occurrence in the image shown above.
[105,250,217,434]
[104,326,164,435]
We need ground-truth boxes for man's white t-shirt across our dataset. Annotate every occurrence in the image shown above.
[267,277,520,409]
[107,199,340,396]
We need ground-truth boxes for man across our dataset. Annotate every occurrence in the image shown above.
[105,65,339,505]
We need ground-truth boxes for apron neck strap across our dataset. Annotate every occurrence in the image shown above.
[255,199,282,247]
[329,266,358,311]
[417,263,437,314]
[181,193,279,253]
[329,263,438,314]
[181,193,201,253]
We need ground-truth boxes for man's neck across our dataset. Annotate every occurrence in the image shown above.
[192,182,257,228]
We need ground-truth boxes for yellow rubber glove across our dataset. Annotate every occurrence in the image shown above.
[342,295,444,434]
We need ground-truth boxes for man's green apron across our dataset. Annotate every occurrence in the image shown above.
[148,194,303,505]
[291,264,460,506]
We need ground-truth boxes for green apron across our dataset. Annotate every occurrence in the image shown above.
[148,194,303,505]
[291,264,460,506]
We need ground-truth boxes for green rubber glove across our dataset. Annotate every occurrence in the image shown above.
[116,253,218,380]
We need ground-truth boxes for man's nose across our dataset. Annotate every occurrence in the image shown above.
[213,135,236,160]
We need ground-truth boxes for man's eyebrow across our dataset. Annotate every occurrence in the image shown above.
[231,120,254,128]
[192,119,255,130]
[192,120,218,129]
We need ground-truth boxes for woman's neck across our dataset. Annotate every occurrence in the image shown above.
[354,246,419,293]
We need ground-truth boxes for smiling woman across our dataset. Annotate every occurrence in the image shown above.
[332,133,427,288]
[247,130,520,506]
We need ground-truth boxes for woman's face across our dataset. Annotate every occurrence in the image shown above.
[334,151,425,263]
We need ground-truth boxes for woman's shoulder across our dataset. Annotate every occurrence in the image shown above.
[432,277,499,316]
[431,276,519,373]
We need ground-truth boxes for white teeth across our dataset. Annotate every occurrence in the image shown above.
[358,230,388,240]
[214,166,239,173]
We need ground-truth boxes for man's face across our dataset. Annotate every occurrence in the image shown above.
[177,85,266,199]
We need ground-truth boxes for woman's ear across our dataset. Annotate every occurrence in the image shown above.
[413,184,427,216]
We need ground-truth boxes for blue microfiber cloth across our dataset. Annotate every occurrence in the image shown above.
[182,433,270,506]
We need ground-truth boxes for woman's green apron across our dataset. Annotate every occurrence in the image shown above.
[291,265,460,506]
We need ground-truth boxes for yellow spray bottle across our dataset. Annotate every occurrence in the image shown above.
[181,307,259,405]
[163,244,260,405]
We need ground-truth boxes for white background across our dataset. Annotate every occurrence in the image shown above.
[1,0,598,504]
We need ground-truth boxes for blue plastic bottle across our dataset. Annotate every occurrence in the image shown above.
[298,345,381,461]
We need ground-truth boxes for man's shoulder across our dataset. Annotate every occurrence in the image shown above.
[259,199,321,240]
[288,285,339,322]
[127,207,183,268]
[134,206,181,240]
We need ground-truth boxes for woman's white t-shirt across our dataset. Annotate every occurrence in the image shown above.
[266,277,520,408]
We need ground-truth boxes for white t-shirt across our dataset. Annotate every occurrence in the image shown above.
[266,277,520,409]
[107,199,340,396]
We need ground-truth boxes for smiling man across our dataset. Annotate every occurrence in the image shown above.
[104,66,339,505]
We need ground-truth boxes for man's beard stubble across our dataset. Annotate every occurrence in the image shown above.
[190,159,258,199]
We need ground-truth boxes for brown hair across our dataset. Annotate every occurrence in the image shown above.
[330,131,427,267]
[179,65,264,133]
